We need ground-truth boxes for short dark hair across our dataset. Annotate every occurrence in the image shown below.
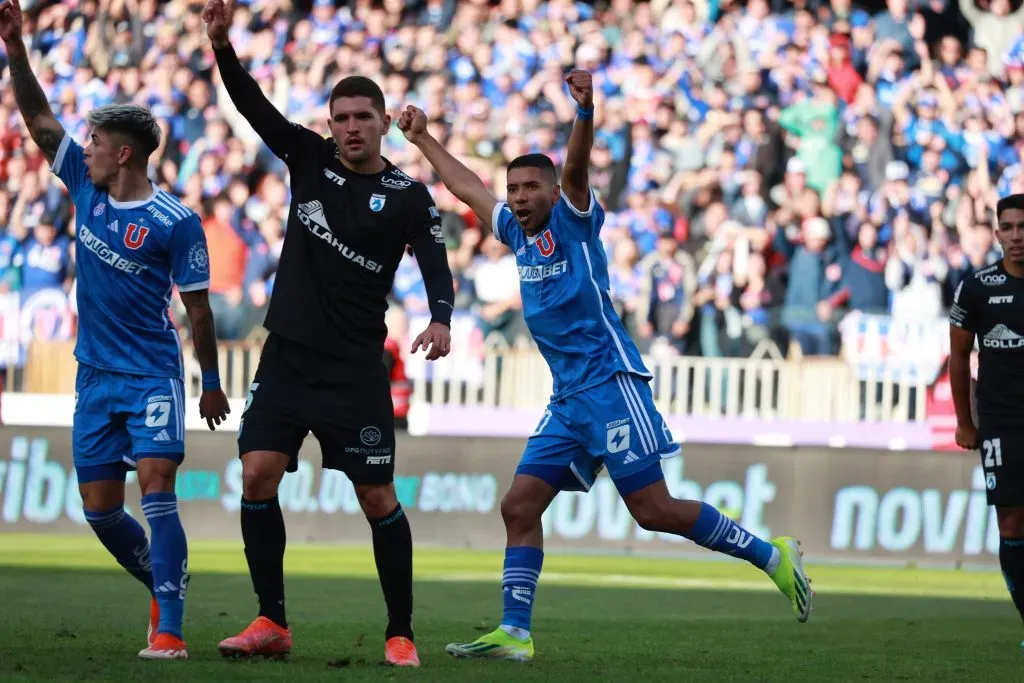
[329,76,386,115]
[86,104,161,162]
[507,153,556,183]
[997,194,1024,220]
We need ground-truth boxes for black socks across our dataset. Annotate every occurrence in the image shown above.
[370,505,414,641]
[1000,537,1024,625]
[240,496,413,639]
[241,496,288,628]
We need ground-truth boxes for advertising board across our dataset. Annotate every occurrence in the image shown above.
[0,428,998,568]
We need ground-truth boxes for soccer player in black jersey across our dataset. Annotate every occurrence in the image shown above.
[203,0,454,667]
[950,193,1024,647]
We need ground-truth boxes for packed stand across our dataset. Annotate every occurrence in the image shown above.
[0,0,1021,361]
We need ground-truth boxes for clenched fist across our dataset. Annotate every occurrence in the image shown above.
[0,0,25,45]
[564,69,594,110]
[202,0,233,49]
[397,105,429,144]
[955,423,978,450]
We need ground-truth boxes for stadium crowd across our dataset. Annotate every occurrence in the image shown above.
[0,0,1021,360]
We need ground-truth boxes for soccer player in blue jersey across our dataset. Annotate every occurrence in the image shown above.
[2,0,230,660]
[399,70,813,661]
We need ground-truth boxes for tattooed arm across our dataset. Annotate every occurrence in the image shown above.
[4,38,66,164]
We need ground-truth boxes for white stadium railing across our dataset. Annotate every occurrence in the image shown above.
[10,336,931,425]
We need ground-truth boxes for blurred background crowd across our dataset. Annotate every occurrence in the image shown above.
[0,0,1021,362]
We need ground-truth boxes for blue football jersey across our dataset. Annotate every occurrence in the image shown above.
[52,134,211,379]
[492,189,651,401]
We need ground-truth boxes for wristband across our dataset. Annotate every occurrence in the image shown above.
[202,369,221,391]
[576,105,594,121]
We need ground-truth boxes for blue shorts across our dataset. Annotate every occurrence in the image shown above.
[517,372,680,496]
[73,364,186,483]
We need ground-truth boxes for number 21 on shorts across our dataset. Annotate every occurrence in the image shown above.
[983,438,1003,467]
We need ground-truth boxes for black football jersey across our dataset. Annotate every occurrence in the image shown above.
[213,43,454,362]
[949,261,1024,428]
[265,125,448,358]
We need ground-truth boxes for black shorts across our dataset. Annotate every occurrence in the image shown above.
[977,427,1024,506]
[237,334,395,485]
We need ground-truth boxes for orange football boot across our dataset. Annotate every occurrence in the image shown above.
[138,632,188,660]
[218,616,292,659]
[385,636,420,667]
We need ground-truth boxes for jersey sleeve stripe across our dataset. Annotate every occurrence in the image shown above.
[491,201,506,241]
[559,188,595,218]
[176,280,210,292]
[51,134,72,175]
[153,193,185,220]
[160,191,195,219]
[154,192,188,220]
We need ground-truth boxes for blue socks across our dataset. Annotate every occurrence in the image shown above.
[142,492,189,639]
[84,505,154,593]
[687,502,777,571]
[500,546,544,635]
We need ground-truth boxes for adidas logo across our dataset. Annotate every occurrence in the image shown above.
[153,429,171,442]
[983,324,1024,349]
[155,581,178,594]
[622,451,640,464]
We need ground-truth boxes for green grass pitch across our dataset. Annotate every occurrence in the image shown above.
[0,533,1020,682]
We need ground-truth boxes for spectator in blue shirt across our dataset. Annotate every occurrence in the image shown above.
[18,212,72,299]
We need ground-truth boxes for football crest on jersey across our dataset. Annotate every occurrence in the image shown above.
[93,203,105,216]
[536,229,556,257]
[124,222,150,250]
[370,193,387,212]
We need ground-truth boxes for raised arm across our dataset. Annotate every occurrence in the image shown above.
[203,0,304,160]
[561,69,595,213]
[1,0,66,164]
[398,105,498,230]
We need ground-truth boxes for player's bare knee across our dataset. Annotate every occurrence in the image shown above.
[241,468,278,500]
[79,481,125,512]
[997,507,1024,538]
[631,503,668,532]
[624,489,671,532]
[500,492,543,535]
[241,451,288,499]
[356,483,399,520]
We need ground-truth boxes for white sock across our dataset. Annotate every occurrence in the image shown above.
[499,624,530,641]
[765,546,782,576]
